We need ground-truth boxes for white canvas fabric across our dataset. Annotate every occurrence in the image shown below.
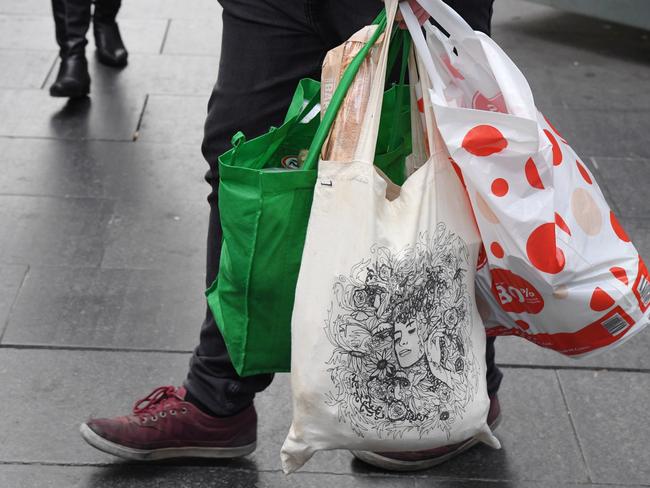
[281,0,499,473]
[403,0,649,358]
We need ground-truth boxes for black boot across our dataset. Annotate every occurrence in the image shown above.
[50,54,90,98]
[93,0,127,67]
[50,0,92,98]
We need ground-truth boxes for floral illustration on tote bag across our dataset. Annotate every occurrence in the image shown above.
[324,223,478,439]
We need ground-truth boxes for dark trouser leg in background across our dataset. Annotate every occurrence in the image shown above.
[50,0,91,97]
[93,0,128,67]
[185,0,501,417]
[92,0,121,24]
[51,0,91,57]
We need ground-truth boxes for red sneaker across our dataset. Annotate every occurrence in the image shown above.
[80,386,256,461]
[352,395,502,471]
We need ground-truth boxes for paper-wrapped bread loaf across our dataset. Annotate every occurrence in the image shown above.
[321,25,384,161]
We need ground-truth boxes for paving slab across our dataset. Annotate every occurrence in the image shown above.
[0,354,586,480]
[0,138,206,204]
[44,53,219,96]
[250,370,588,482]
[1,266,203,351]
[537,107,650,160]
[0,264,27,338]
[557,370,650,485]
[621,218,650,263]
[162,18,222,56]
[590,157,650,220]
[0,49,56,89]
[415,482,643,488]
[0,464,418,488]
[0,349,190,464]
[0,0,219,19]
[0,0,44,16]
[493,0,650,64]
[91,18,168,55]
[0,89,144,141]
[0,15,167,54]
[0,14,54,50]
[136,95,207,145]
[118,0,220,20]
[100,197,207,271]
[497,49,650,111]
[0,195,113,267]
[495,329,650,371]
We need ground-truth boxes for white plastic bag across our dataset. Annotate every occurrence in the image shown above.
[281,0,499,473]
[402,0,649,357]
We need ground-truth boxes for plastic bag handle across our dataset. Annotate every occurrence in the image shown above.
[412,0,476,41]
[399,2,447,105]
[403,0,538,121]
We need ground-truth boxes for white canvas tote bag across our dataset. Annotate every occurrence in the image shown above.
[281,1,499,473]
[402,0,649,357]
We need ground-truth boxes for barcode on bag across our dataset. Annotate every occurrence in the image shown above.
[601,313,628,336]
[637,275,650,307]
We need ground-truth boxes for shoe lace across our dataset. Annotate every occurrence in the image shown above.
[132,386,183,418]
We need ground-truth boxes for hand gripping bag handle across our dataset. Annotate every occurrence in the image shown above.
[400,0,538,122]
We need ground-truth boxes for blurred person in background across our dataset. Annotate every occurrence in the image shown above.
[49,0,128,98]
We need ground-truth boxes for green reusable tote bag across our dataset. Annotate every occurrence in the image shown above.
[207,14,411,375]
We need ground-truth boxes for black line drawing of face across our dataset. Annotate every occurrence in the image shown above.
[324,225,477,439]
[393,319,423,368]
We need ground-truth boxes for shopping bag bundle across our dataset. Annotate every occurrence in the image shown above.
[281,0,499,473]
[206,16,412,376]
[400,0,648,357]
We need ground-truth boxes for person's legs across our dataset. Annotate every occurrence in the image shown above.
[186,0,405,417]
[185,0,335,417]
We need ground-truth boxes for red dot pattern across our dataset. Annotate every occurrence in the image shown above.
[417,97,424,113]
[543,114,567,143]
[610,266,629,286]
[544,129,563,166]
[449,158,465,187]
[610,212,631,243]
[525,157,544,190]
[590,287,615,312]
[490,242,505,259]
[576,160,593,184]
[555,213,571,236]
[462,125,508,157]
[526,223,566,274]
[491,178,509,197]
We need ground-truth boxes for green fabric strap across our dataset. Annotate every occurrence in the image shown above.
[303,10,388,171]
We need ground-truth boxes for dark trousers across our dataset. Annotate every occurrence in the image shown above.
[184,0,501,417]
[51,0,122,56]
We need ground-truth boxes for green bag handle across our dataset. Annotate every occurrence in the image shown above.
[303,11,388,171]
[284,80,321,125]
[386,34,411,153]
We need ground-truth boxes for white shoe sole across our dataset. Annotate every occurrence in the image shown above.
[79,423,257,461]
[351,414,502,472]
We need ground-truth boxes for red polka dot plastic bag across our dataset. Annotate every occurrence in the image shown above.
[401,1,648,357]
